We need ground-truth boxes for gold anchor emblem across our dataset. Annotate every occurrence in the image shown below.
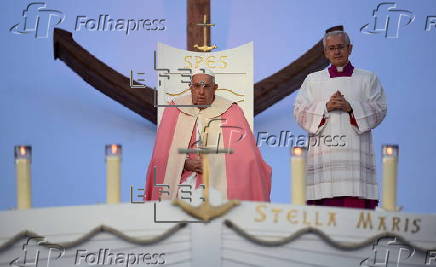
[174,131,239,222]
[193,14,217,52]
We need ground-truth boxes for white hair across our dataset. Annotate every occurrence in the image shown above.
[323,31,351,47]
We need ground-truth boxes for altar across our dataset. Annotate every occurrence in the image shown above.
[1,201,435,267]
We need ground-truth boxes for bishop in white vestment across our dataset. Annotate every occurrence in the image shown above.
[293,28,387,209]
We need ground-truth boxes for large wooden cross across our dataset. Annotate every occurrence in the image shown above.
[53,0,331,124]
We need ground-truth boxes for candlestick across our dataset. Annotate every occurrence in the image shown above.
[15,146,32,210]
[106,144,121,204]
[382,144,399,212]
[291,146,307,205]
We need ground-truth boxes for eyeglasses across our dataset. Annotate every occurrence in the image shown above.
[190,83,213,90]
[326,44,349,52]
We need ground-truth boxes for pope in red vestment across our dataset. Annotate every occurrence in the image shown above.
[144,70,271,203]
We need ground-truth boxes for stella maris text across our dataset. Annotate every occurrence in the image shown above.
[254,204,421,234]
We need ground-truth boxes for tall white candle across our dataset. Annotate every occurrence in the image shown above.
[382,145,399,212]
[15,146,31,210]
[291,146,306,205]
[106,144,121,204]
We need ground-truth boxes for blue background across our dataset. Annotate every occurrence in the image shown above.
[1,0,435,213]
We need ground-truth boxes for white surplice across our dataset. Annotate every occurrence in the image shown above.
[293,68,387,200]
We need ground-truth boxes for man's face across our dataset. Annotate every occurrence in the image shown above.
[190,73,217,108]
[324,34,353,67]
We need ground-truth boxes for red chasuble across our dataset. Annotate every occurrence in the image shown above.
[144,95,272,202]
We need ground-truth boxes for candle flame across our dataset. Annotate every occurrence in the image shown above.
[111,145,118,154]
[293,147,302,156]
[386,147,393,156]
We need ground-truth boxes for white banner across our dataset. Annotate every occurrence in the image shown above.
[156,42,254,129]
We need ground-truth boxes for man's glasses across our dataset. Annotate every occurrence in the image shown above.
[190,83,213,90]
[326,44,349,52]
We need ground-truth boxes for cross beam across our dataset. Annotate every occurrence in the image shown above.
[53,28,157,123]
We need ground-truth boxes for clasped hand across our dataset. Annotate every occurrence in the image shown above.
[326,90,352,113]
[184,158,203,173]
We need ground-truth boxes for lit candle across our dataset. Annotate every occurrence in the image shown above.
[291,146,307,205]
[382,144,399,212]
[106,144,122,204]
[15,146,32,209]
